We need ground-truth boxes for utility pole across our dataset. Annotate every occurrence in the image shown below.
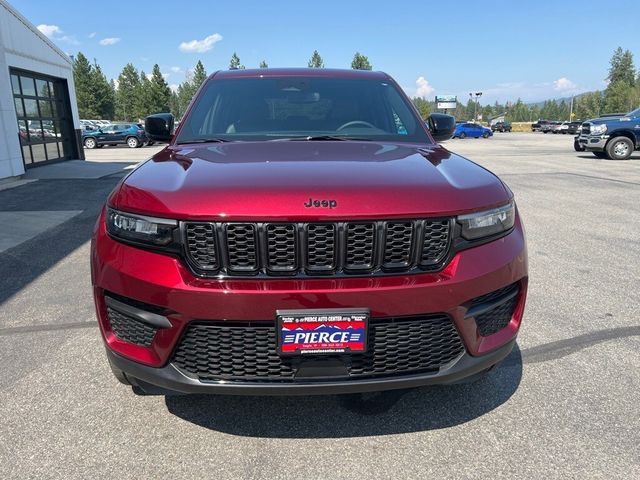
[569,96,574,122]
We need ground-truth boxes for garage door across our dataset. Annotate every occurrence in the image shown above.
[10,69,76,167]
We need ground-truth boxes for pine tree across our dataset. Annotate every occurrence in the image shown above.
[229,53,244,70]
[90,61,115,120]
[72,52,98,118]
[351,52,372,70]
[147,64,172,114]
[192,60,208,91]
[259,60,268,68]
[607,47,636,86]
[116,64,141,121]
[308,50,324,68]
[135,71,153,118]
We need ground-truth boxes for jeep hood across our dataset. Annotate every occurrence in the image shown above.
[111,141,511,220]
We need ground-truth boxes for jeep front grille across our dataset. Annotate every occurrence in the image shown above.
[182,219,453,277]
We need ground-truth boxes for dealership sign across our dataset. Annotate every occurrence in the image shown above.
[436,95,457,110]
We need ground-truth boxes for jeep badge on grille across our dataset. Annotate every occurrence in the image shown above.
[304,198,337,209]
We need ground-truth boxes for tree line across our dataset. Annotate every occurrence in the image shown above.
[412,47,640,123]
[74,47,638,124]
[73,50,372,121]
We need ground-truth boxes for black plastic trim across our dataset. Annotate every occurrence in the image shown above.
[106,337,516,396]
[105,295,172,328]
[464,287,520,319]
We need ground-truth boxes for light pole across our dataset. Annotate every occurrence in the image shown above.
[469,92,483,122]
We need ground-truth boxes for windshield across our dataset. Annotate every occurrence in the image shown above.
[626,107,640,118]
[176,76,430,144]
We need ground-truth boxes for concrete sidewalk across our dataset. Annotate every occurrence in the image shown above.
[23,159,136,180]
[0,159,132,262]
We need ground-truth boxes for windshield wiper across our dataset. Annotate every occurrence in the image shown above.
[176,138,231,145]
[277,135,370,142]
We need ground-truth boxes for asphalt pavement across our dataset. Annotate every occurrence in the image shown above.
[0,133,638,479]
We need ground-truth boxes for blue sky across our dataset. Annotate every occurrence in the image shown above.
[13,0,640,104]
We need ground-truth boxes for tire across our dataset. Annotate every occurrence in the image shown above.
[459,132,466,139]
[606,136,634,160]
[482,132,489,138]
[574,140,585,152]
[83,137,97,149]
[127,137,140,148]
[592,152,608,159]
[543,130,548,134]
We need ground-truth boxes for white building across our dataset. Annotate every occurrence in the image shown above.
[0,0,83,182]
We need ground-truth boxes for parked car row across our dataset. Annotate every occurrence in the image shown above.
[80,119,112,131]
[532,120,582,134]
[82,123,150,149]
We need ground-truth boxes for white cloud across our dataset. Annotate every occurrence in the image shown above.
[553,77,577,92]
[99,37,121,46]
[178,33,223,53]
[170,66,183,73]
[37,24,79,45]
[37,24,62,37]
[145,73,170,80]
[88,32,96,38]
[169,84,179,93]
[414,76,435,98]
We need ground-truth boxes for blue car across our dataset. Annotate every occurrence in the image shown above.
[82,123,147,149]
[454,122,493,139]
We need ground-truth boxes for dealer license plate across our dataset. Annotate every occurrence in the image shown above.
[276,309,369,356]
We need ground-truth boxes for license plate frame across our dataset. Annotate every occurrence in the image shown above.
[276,308,369,356]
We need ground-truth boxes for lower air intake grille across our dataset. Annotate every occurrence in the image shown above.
[107,306,157,347]
[171,315,464,383]
[470,283,520,337]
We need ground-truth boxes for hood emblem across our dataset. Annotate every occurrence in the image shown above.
[304,197,337,209]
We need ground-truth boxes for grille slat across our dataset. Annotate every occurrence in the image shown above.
[226,224,258,272]
[345,223,376,270]
[307,224,336,270]
[183,219,452,277]
[171,315,464,383]
[420,220,451,266]
[384,222,414,268]
[266,224,297,271]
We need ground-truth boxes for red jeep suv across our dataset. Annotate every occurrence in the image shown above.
[91,68,528,395]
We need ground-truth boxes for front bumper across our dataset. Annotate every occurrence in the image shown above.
[92,211,528,394]
[579,134,608,151]
[107,337,517,395]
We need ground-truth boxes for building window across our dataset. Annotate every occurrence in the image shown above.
[11,69,74,167]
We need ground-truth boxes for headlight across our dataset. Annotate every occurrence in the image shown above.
[458,203,515,240]
[106,208,178,246]
[590,124,607,135]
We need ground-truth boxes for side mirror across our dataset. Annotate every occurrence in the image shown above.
[145,113,174,143]
[426,113,456,142]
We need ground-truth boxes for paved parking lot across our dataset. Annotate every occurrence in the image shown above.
[1,133,638,479]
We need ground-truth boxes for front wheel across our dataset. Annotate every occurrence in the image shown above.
[127,137,140,148]
[606,137,634,160]
[574,140,585,152]
[459,132,466,139]
[84,137,97,149]
[482,132,489,138]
